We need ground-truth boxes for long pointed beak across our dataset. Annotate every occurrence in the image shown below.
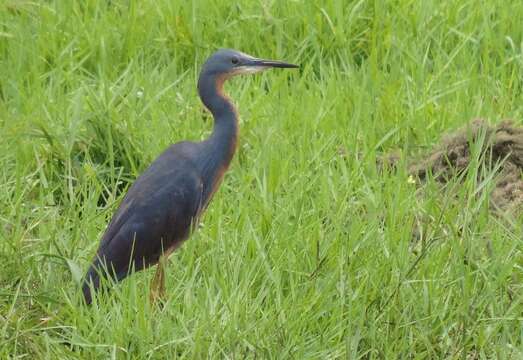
[245,58,299,69]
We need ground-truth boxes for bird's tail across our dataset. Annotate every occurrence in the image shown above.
[81,263,102,305]
[81,257,129,305]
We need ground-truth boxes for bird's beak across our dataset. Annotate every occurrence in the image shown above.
[247,58,299,69]
[236,57,299,74]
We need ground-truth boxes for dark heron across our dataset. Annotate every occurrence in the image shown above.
[82,49,298,304]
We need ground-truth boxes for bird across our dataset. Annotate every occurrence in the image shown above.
[82,49,298,305]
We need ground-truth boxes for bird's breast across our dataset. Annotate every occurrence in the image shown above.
[202,164,228,208]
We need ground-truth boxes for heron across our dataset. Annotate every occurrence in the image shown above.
[82,49,298,305]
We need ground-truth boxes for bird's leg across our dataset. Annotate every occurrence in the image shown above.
[149,255,167,306]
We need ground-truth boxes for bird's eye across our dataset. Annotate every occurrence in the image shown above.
[231,56,239,65]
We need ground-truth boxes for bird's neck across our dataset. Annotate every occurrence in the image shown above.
[198,73,239,167]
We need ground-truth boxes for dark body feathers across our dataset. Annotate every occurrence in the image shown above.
[82,143,202,302]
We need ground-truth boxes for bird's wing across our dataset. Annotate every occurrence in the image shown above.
[91,145,203,280]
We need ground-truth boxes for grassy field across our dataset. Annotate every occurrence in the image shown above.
[1,0,523,358]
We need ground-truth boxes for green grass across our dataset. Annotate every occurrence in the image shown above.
[1,0,523,358]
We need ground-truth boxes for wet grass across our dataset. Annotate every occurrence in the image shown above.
[1,0,523,358]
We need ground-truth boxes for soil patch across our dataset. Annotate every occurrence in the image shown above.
[408,119,523,213]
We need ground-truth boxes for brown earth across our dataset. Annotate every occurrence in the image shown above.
[408,119,523,213]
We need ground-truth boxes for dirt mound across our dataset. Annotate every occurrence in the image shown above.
[408,119,523,213]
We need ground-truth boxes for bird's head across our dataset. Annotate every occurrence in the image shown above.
[200,49,298,79]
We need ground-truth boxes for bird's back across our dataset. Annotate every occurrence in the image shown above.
[82,142,204,302]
